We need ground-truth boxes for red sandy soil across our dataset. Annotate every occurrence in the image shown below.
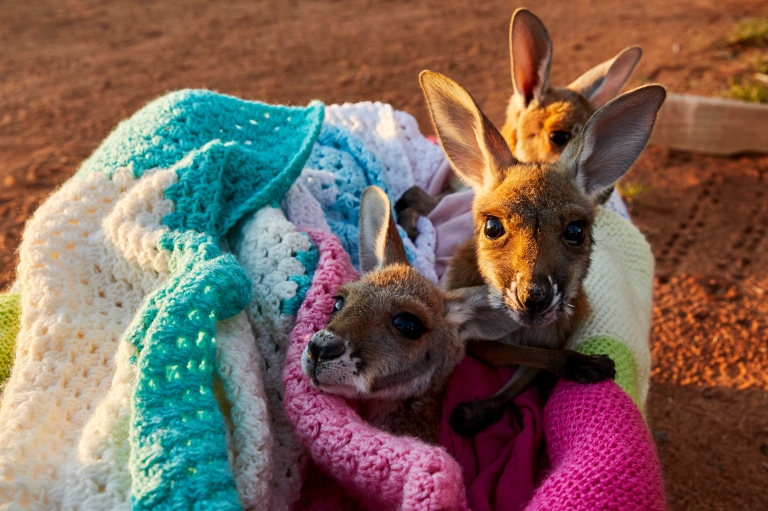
[1,1,767,509]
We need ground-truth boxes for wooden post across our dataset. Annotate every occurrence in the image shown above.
[648,93,768,155]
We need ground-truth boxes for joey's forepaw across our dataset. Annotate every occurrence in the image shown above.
[396,207,421,242]
[449,400,506,436]
[564,353,616,384]
[394,185,438,215]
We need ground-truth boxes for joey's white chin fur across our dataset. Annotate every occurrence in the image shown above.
[501,283,568,327]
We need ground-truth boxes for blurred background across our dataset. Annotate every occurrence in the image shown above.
[1,1,767,508]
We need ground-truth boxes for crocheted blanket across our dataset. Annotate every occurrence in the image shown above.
[0,92,665,511]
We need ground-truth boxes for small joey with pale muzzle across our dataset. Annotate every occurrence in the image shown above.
[302,185,616,443]
[420,70,664,435]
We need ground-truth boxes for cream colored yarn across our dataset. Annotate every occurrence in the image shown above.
[568,207,655,408]
[0,168,273,511]
[0,169,167,510]
[323,102,447,200]
[235,207,315,511]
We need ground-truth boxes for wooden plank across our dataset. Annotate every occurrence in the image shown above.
[647,92,768,155]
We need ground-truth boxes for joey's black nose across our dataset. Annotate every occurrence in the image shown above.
[518,285,554,315]
[307,338,345,362]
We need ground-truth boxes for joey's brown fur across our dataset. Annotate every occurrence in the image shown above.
[500,9,642,163]
[501,88,593,164]
[396,8,642,235]
[445,163,594,331]
[302,186,616,443]
[420,70,665,434]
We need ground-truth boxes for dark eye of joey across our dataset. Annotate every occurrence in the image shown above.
[332,296,344,314]
[392,313,426,340]
[484,216,505,240]
[549,131,571,146]
[564,221,586,245]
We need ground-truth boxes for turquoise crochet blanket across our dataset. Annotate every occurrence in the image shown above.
[88,90,323,509]
[1,90,323,510]
[0,88,449,511]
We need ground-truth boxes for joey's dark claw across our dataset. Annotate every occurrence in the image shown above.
[449,399,507,436]
[395,185,440,215]
[564,353,616,383]
[396,207,421,241]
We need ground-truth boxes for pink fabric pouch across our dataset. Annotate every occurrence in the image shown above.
[284,230,666,510]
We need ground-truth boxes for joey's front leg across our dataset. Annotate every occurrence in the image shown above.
[561,350,616,383]
[396,207,421,241]
[394,186,441,242]
[394,186,441,215]
[449,365,541,436]
[466,342,616,383]
[450,348,616,436]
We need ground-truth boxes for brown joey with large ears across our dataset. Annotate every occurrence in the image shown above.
[395,9,641,237]
[502,7,643,164]
[420,70,664,435]
[302,185,617,443]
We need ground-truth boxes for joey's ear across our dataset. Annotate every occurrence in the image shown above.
[510,8,552,106]
[420,70,515,193]
[444,286,520,342]
[568,46,643,109]
[559,84,666,201]
[359,186,409,273]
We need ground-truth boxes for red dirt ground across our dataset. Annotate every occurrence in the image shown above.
[1,1,767,509]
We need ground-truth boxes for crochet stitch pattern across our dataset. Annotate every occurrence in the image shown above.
[235,207,319,511]
[526,380,666,511]
[323,102,448,200]
[123,93,323,510]
[283,230,469,511]
[0,90,324,511]
[286,103,440,281]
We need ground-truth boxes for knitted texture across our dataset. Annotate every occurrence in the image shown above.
[0,90,324,511]
[285,105,438,282]
[524,380,667,511]
[234,207,319,511]
[2,90,660,510]
[603,188,631,221]
[567,207,655,409]
[285,138,661,509]
[77,89,322,184]
[283,230,469,511]
[577,336,640,407]
[0,169,171,511]
[0,294,20,391]
[323,102,447,200]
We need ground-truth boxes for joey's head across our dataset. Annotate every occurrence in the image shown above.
[302,186,518,399]
[421,70,665,327]
[503,8,643,163]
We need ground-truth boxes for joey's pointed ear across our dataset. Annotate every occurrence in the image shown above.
[568,46,643,109]
[510,8,552,106]
[444,287,520,342]
[420,70,515,193]
[559,84,666,201]
[359,186,409,273]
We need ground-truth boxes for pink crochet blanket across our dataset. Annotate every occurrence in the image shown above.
[283,230,666,511]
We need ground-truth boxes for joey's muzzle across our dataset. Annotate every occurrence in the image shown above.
[504,277,562,326]
[302,330,347,382]
[517,281,553,315]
